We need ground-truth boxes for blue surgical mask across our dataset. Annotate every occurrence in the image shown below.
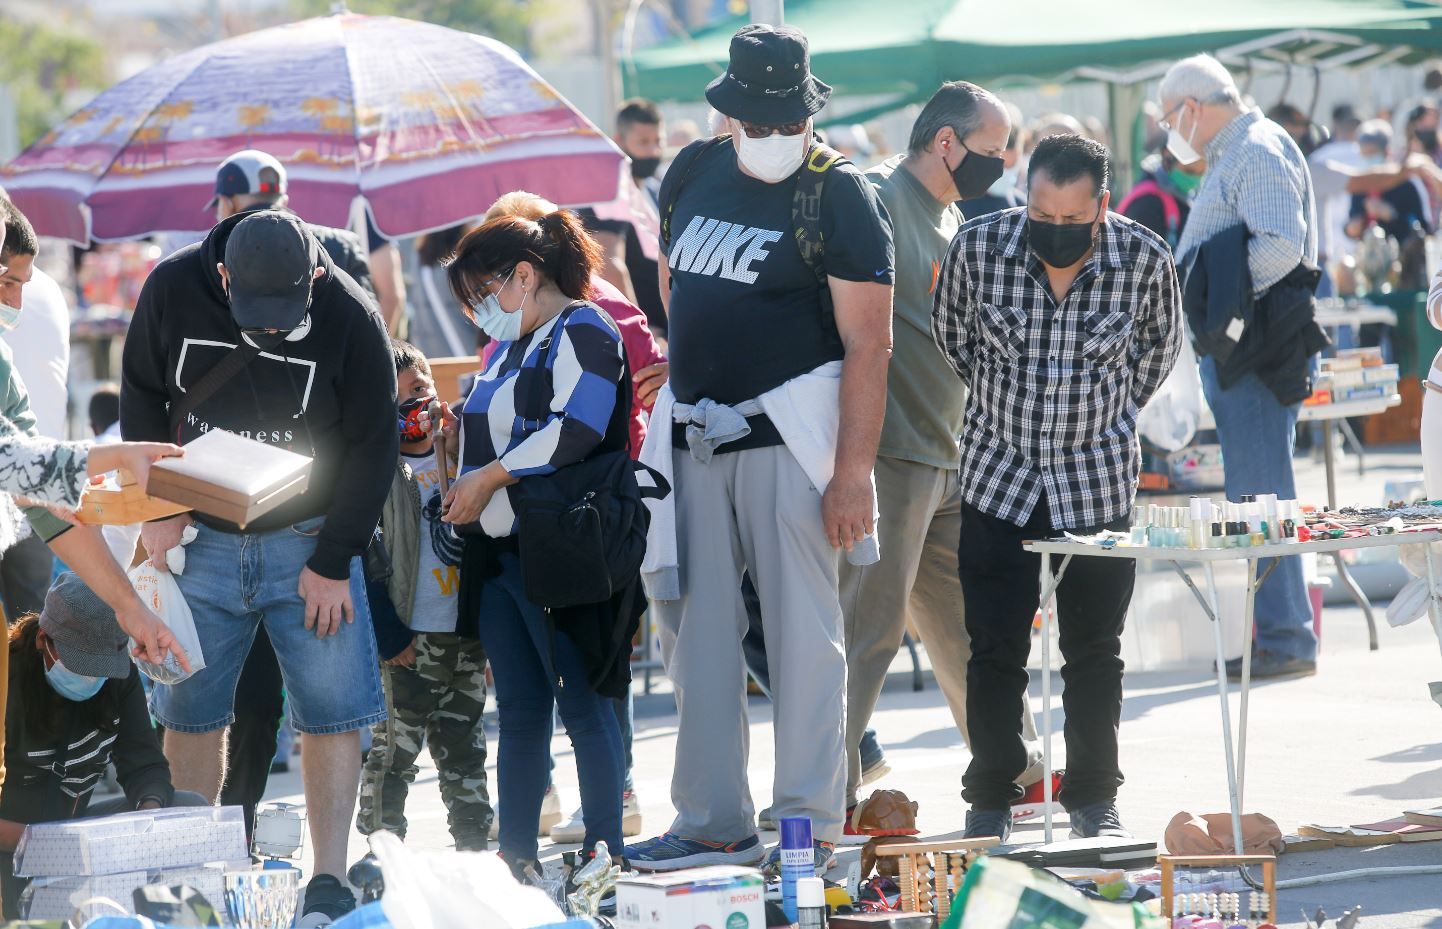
[0,303,21,333]
[471,269,526,342]
[46,658,106,702]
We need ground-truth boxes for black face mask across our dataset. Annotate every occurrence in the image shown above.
[1027,211,1100,269]
[631,156,661,180]
[1418,128,1439,152]
[946,141,1006,201]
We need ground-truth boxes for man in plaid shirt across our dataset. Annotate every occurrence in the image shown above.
[932,135,1181,843]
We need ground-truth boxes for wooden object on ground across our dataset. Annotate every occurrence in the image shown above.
[1280,833,1336,853]
[871,839,997,919]
[1159,855,1276,924]
[75,470,191,526]
[1362,376,1422,445]
[428,356,481,405]
[148,430,311,529]
[1404,806,1442,828]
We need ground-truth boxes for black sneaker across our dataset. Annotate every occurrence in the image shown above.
[963,808,1012,843]
[1068,801,1131,839]
[299,874,357,927]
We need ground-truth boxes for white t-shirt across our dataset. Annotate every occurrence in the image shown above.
[403,450,460,633]
[1308,139,1363,262]
[3,267,71,438]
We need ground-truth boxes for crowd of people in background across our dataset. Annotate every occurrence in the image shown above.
[1,14,1441,924]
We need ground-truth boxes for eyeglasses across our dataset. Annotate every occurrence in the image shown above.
[736,119,809,139]
[1158,100,1189,133]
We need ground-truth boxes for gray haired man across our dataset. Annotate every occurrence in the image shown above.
[841,82,1052,842]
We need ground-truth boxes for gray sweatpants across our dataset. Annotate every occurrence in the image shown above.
[840,456,1043,808]
[656,444,847,844]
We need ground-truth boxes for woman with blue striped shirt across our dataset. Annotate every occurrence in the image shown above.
[438,210,627,875]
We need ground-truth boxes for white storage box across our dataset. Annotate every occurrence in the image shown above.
[616,866,765,929]
[14,806,248,878]
[20,863,244,920]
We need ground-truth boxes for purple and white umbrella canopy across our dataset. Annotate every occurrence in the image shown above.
[1,12,626,244]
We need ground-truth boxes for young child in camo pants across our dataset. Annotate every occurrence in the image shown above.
[356,340,492,850]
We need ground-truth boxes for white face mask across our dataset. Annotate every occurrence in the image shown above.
[471,269,526,342]
[1167,105,1203,166]
[988,165,1019,198]
[0,304,20,333]
[732,121,809,183]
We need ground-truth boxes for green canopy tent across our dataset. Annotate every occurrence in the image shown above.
[625,0,1442,185]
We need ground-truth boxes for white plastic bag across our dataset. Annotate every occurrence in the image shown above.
[127,558,205,684]
[370,831,565,929]
[1138,337,1203,453]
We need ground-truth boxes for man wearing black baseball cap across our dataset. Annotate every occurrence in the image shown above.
[629,24,893,873]
[121,207,396,924]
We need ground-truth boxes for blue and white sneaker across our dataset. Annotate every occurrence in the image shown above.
[624,833,766,872]
[763,841,837,875]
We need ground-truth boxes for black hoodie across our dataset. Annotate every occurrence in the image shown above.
[121,212,398,579]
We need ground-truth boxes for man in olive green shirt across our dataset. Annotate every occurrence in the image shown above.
[842,83,1043,832]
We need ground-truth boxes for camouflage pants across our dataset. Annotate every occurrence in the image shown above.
[356,632,492,849]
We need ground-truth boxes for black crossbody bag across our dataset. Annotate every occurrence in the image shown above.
[509,305,668,608]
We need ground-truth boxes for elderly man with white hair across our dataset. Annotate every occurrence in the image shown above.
[1161,54,1322,681]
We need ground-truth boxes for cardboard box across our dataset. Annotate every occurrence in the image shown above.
[14,806,248,877]
[615,867,765,929]
[148,430,311,529]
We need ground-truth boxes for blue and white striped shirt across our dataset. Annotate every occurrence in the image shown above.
[458,302,624,538]
[1176,108,1317,295]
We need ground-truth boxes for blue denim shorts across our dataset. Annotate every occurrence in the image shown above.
[153,517,385,735]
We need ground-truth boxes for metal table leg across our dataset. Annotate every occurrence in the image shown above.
[1038,554,1072,845]
[1203,561,1248,857]
[1322,417,1379,650]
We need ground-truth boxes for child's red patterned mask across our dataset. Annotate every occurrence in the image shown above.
[398,396,435,443]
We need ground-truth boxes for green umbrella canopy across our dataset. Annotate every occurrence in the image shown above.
[625,0,1442,106]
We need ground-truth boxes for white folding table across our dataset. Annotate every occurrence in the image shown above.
[1021,530,1442,854]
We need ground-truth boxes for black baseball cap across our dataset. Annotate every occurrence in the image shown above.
[223,210,318,331]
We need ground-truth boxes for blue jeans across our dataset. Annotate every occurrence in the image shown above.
[1200,357,1318,661]
[479,551,623,860]
[154,517,385,734]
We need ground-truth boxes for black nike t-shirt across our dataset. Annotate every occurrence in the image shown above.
[661,139,894,413]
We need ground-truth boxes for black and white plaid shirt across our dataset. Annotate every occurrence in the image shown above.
[931,208,1182,530]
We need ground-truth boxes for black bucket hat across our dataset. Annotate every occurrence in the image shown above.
[705,24,832,126]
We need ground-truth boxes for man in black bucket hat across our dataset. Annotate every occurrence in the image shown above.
[628,24,894,873]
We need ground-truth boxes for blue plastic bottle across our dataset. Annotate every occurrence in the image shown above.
[778,816,815,923]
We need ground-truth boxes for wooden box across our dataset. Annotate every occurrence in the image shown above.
[148,430,311,529]
[427,356,482,405]
[76,470,191,526]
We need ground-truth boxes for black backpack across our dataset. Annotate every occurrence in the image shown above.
[509,304,668,609]
[659,134,848,350]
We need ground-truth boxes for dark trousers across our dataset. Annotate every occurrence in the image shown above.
[0,534,55,619]
[219,626,286,839]
[958,497,1133,811]
[480,552,622,861]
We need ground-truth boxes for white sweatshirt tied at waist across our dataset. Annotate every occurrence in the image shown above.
[639,361,880,601]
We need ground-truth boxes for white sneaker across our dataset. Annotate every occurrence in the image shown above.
[548,790,644,843]
[490,785,564,840]
[623,789,642,837]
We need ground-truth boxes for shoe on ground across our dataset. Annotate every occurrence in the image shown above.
[859,755,891,788]
[763,840,837,875]
[625,833,766,872]
[1067,801,1131,839]
[1011,769,1065,823]
[270,760,290,774]
[551,790,643,843]
[1223,650,1316,681]
[490,785,563,841]
[298,874,356,927]
[963,808,1012,843]
[757,806,776,831]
